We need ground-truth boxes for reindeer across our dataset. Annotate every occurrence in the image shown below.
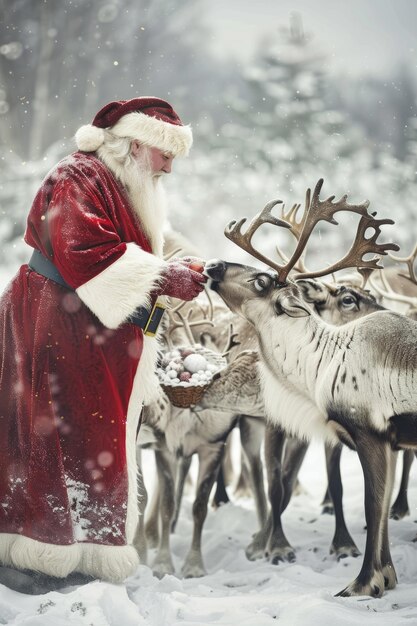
[135,284,269,578]
[366,248,417,520]
[239,201,387,565]
[204,178,417,598]
[137,353,267,578]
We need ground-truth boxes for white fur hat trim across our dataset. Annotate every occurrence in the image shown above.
[75,124,106,152]
[111,112,193,157]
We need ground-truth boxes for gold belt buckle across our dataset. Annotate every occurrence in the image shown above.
[143,301,166,337]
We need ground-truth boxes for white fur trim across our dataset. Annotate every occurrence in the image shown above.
[76,242,167,329]
[112,112,193,157]
[0,534,139,581]
[79,543,139,581]
[9,535,82,577]
[134,335,161,406]
[75,124,105,152]
[0,533,19,567]
[124,335,161,547]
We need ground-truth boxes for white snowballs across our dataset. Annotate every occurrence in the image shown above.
[182,354,208,373]
[157,346,219,389]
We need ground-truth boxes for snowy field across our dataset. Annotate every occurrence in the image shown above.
[2,441,417,625]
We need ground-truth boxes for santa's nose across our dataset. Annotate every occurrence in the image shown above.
[162,157,173,174]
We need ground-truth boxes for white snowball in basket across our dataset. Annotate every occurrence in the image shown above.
[182,354,208,374]
[157,346,224,391]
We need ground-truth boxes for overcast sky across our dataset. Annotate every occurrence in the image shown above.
[203,0,417,79]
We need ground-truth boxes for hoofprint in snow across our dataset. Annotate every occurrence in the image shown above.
[2,443,417,625]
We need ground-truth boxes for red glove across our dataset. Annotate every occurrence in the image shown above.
[169,256,206,273]
[179,256,206,273]
[158,261,207,301]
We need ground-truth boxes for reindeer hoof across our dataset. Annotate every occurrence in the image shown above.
[330,544,361,560]
[321,504,335,516]
[270,549,296,565]
[181,552,207,578]
[336,550,360,561]
[181,562,206,579]
[389,505,409,521]
[245,535,267,561]
[335,571,385,598]
[152,559,175,579]
[245,548,265,561]
[382,563,397,590]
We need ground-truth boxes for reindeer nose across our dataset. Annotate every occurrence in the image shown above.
[204,259,227,281]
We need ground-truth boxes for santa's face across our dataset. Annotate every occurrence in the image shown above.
[148,146,174,176]
[131,141,174,176]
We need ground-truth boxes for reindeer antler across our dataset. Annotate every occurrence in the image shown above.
[368,269,417,309]
[294,213,400,279]
[165,289,216,349]
[275,202,308,273]
[225,199,291,274]
[388,242,417,285]
[221,323,241,358]
[225,179,399,283]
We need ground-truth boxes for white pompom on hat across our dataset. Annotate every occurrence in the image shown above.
[75,97,193,157]
[75,125,106,153]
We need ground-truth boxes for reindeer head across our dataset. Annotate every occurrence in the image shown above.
[206,179,398,327]
[206,260,311,327]
[296,279,384,325]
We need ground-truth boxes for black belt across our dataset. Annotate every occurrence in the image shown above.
[28,249,165,336]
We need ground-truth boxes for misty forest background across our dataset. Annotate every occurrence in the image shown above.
[1,0,417,279]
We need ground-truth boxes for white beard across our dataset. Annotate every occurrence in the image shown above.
[97,146,167,258]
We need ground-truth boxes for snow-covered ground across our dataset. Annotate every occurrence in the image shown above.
[2,442,417,625]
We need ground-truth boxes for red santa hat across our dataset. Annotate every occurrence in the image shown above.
[75,97,193,157]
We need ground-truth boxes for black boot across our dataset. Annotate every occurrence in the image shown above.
[0,566,95,595]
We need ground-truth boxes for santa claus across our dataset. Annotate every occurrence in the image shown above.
[0,97,206,586]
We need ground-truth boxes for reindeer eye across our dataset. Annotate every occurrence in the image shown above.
[341,295,357,308]
[253,274,272,292]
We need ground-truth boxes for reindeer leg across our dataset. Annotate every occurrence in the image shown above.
[132,448,148,564]
[280,437,309,513]
[381,450,398,590]
[152,448,176,578]
[390,449,413,520]
[321,485,333,515]
[222,430,235,487]
[264,424,295,564]
[171,455,193,532]
[336,432,392,598]
[239,416,267,527]
[144,452,160,549]
[245,514,273,561]
[182,442,225,578]
[212,462,230,508]
[213,432,233,506]
[321,442,336,515]
[234,455,252,498]
[325,442,360,559]
[246,425,294,562]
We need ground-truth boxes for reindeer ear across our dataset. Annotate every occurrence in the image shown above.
[275,293,311,318]
[296,279,327,304]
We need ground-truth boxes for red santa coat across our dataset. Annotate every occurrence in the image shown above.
[0,152,167,581]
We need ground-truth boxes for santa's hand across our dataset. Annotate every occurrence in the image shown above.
[159,261,207,301]
[171,256,206,273]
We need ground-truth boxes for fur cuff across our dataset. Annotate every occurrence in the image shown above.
[7,535,82,577]
[79,544,139,581]
[0,534,139,581]
[76,242,167,329]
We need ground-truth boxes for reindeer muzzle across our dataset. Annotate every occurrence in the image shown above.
[204,259,227,284]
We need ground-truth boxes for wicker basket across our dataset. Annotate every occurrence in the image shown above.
[159,346,226,409]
